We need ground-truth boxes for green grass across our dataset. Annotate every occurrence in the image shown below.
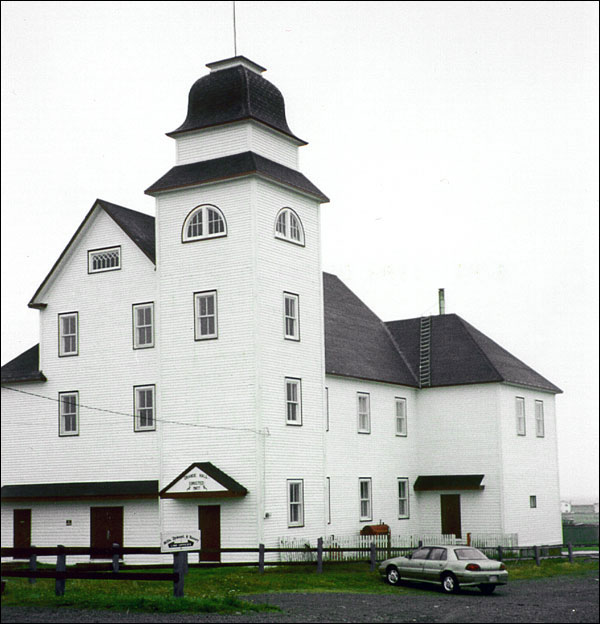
[2,559,598,613]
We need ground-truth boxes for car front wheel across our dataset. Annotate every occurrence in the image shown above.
[386,566,401,586]
[441,572,459,593]
[479,583,496,594]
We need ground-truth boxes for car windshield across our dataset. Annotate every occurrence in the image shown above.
[454,548,488,560]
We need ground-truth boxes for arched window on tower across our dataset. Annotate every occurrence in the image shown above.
[182,205,227,242]
[274,208,304,245]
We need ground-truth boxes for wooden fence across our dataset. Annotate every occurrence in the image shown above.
[1,540,596,598]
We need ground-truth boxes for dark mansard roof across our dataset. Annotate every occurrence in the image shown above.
[1,205,561,394]
[167,56,306,144]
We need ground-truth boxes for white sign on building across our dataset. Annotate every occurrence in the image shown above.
[160,530,201,552]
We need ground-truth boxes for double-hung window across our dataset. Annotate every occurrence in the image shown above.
[395,397,407,436]
[133,303,154,349]
[285,378,302,425]
[58,312,78,357]
[535,400,545,437]
[134,385,155,431]
[287,479,304,527]
[359,478,372,521]
[516,397,526,435]
[530,495,537,508]
[284,293,300,340]
[194,291,218,340]
[59,392,79,436]
[398,478,409,518]
[357,392,370,433]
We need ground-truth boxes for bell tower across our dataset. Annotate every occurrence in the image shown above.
[146,57,328,549]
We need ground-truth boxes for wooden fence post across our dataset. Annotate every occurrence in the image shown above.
[173,551,187,598]
[567,542,574,563]
[55,545,66,596]
[112,543,120,573]
[258,543,265,574]
[28,548,37,585]
[317,537,323,574]
[369,542,376,572]
[497,546,503,562]
[534,545,540,566]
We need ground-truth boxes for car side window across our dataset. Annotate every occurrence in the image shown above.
[411,548,430,560]
[429,548,447,560]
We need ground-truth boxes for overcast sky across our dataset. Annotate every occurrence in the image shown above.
[1,1,598,502]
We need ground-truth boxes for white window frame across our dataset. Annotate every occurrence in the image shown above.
[283,292,300,340]
[285,378,302,426]
[134,385,156,432]
[194,291,218,340]
[132,302,154,349]
[58,312,78,357]
[59,391,79,436]
[274,207,305,246]
[397,478,410,519]
[88,246,121,273]
[359,478,372,521]
[516,397,526,436]
[535,400,545,437]
[395,397,407,436]
[325,386,329,432]
[182,204,227,242]
[287,479,304,527]
[326,476,331,525]
[357,392,371,434]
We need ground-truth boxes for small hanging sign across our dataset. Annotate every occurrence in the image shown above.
[160,530,201,552]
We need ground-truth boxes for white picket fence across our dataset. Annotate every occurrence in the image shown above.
[278,532,518,562]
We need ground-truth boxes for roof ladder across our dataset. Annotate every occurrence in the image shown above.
[419,316,432,388]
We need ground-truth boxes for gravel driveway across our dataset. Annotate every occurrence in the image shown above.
[1,571,598,623]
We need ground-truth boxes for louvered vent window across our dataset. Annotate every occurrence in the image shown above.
[88,247,121,273]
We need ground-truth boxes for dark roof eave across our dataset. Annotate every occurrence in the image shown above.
[325,371,419,389]
[1,372,47,384]
[166,118,308,146]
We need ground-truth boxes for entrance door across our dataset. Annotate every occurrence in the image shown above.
[90,507,124,557]
[198,505,221,562]
[13,509,31,558]
[440,494,461,538]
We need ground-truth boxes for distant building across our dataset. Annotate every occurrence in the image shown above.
[1,55,564,558]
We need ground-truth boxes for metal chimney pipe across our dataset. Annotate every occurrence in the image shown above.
[438,288,445,315]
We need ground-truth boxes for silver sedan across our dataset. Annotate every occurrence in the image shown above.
[379,545,508,594]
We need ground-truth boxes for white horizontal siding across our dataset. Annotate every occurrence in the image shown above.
[175,122,299,169]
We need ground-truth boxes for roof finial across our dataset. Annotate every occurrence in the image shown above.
[233,1,238,57]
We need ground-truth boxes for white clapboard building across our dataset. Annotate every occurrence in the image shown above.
[1,57,563,559]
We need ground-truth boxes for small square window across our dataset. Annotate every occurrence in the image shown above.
[194,291,218,340]
[133,303,154,349]
[88,247,121,273]
[59,392,79,436]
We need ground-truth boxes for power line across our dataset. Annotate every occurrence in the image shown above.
[1,385,268,436]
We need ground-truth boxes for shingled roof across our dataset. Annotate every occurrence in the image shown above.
[145,151,329,203]
[4,204,560,394]
[167,59,306,144]
[0,344,46,383]
[386,314,562,393]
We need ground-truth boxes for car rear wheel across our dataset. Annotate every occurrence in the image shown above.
[441,572,459,593]
[479,583,496,594]
[386,566,401,586]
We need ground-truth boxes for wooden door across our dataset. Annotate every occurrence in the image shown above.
[440,494,462,538]
[90,507,124,557]
[13,509,31,557]
[198,505,221,562]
